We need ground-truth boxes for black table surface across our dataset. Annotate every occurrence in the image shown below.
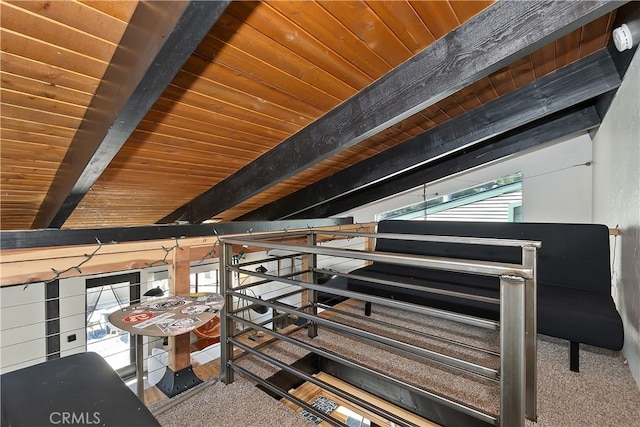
[1,352,160,426]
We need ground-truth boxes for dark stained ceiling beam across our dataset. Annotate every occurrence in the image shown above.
[296,104,602,219]
[1,218,352,251]
[239,49,621,221]
[162,0,623,224]
[32,0,231,229]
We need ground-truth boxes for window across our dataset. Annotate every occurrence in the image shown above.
[378,172,523,222]
[86,272,140,378]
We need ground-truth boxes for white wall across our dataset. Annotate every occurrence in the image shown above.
[521,135,593,222]
[341,133,594,224]
[59,277,87,357]
[593,49,640,387]
[0,283,46,373]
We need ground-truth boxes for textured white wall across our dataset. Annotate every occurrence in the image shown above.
[521,135,593,223]
[0,283,46,373]
[342,133,594,224]
[59,277,87,357]
[593,49,640,388]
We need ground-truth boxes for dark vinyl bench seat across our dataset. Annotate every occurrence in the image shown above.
[341,220,624,372]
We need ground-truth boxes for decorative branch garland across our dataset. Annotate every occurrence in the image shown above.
[147,237,182,267]
[25,237,105,290]
[23,222,367,290]
[198,229,221,264]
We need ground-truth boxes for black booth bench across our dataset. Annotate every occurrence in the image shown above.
[340,220,624,372]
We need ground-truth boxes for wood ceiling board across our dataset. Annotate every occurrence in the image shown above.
[1,104,81,130]
[410,1,461,39]
[450,86,484,112]
[212,10,358,101]
[161,84,306,134]
[2,167,59,181]
[531,42,557,79]
[1,162,59,176]
[0,88,88,118]
[0,29,110,79]
[5,1,132,43]
[1,144,67,162]
[555,28,583,68]
[0,129,72,148]
[448,1,496,23]
[142,100,288,145]
[437,94,470,118]
[107,152,244,176]
[269,1,393,77]
[0,72,93,107]
[0,1,623,231]
[175,61,324,122]
[125,134,265,163]
[364,1,436,54]
[33,0,232,229]
[580,12,616,56]
[0,52,101,94]
[508,55,537,88]
[77,1,138,23]
[0,117,77,139]
[226,1,374,90]
[487,66,517,97]
[467,77,500,104]
[195,34,342,111]
[1,2,118,62]
[129,125,273,158]
[319,1,414,65]
[0,1,138,233]
[183,55,327,119]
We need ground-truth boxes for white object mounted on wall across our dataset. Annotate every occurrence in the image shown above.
[613,24,634,51]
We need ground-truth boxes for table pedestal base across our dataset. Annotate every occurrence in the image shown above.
[156,365,202,397]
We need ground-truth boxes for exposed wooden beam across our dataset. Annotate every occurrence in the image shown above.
[239,49,620,221]
[297,104,602,219]
[1,218,352,251]
[0,222,373,287]
[163,0,623,224]
[32,0,231,229]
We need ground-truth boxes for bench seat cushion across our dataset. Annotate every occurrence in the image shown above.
[346,264,500,320]
[342,266,624,351]
[538,285,624,350]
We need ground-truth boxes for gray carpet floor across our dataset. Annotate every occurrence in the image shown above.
[156,301,640,427]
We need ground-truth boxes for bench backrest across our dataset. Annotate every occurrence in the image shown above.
[375,220,612,295]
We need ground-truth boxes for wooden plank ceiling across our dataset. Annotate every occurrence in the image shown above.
[0,1,618,230]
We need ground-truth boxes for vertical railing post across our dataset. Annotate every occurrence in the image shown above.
[220,241,234,384]
[307,231,318,338]
[522,246,538,421]
[136,334,144,399]
[500,275,526,427]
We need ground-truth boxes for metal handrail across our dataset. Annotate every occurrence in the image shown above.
[221,236,534,278]
[317,231,542,248]
[219,229,537,426]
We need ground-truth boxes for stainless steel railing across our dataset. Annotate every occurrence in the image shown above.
[219,229,539,426]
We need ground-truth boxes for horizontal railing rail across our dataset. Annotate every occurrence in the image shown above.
[222,236,534,278]
[220,229,539,426]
